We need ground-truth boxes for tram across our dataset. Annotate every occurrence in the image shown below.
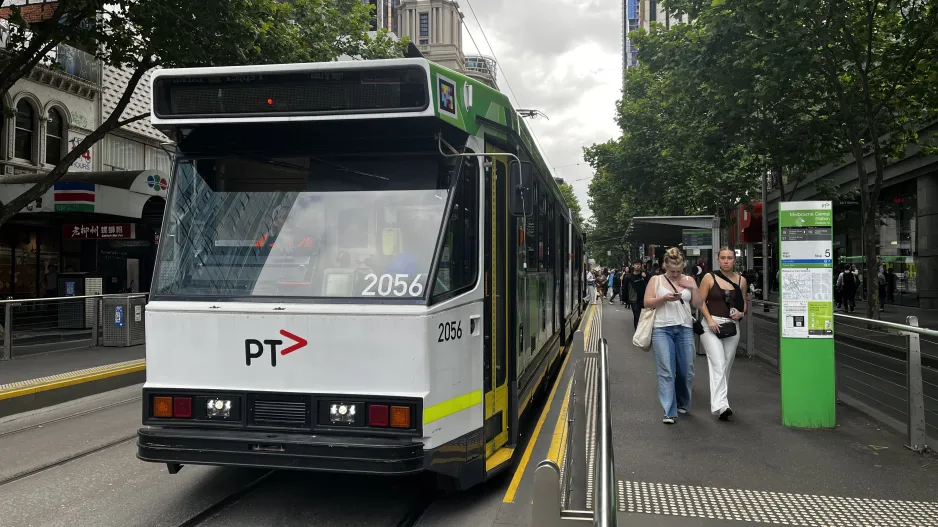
[136,57,588,490]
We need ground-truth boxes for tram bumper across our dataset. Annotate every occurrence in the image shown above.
[136,427,425,474]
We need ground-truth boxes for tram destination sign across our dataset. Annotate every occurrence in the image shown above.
[153,65,430,119]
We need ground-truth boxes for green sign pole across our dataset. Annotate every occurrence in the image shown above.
[779,201,836,428]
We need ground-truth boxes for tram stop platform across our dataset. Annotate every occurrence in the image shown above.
[603,302,938,526]
[0,344,145,418]
[417,303,938,526]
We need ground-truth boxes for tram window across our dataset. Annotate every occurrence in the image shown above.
[537,188,547,271]
[432,157,479,298]
[525,182,538,270]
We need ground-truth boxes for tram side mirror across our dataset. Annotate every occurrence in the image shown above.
[509,160,534,217]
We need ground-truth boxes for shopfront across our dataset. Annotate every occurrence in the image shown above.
[0,171,167,299]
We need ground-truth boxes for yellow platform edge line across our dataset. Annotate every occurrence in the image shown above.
[582,304,596,346]
[503,350,572,503]
[546,377,574,465]
[0,361,146,402]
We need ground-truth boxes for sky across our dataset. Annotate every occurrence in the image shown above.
[459,0,622,221]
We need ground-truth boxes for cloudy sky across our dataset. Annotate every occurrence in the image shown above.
[459,0,622,220]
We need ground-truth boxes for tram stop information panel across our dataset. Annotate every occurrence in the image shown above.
[779,201,835,428]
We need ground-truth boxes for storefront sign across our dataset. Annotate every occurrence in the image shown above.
[68,134,92,172]
[64,224,136,240]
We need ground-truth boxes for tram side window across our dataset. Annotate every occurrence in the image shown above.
[432,158,479,299]
[525,181,538,270]
[537,190,547,271]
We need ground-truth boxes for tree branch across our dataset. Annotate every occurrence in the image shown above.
[0,60,155,226]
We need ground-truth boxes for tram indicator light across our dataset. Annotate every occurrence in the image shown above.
[390,406,411,428]
[173,397,193,418]
[368,404,389,427]
[153,396,173,418]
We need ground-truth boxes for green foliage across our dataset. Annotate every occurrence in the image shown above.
[556,181,584,228]
[589,0,938,318]
[0,0,407,227]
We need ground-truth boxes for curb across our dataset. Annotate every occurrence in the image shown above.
[0,360,145,419]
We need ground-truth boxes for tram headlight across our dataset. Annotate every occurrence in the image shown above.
[207,398,232,419]
[329,403,357,424]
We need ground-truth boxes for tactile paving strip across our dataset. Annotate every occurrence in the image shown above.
[618,480,938,526]
[0,359,146,394]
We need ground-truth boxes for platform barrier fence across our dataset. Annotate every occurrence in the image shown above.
[0,293,148,360]
[533,304,617,526]
[739,299,933,453]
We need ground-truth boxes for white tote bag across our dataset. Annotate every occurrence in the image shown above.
[632,307,656,350]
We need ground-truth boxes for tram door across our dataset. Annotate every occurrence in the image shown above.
[483,144,511,469]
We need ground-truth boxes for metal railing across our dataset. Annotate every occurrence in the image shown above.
[741,299,933,453]
[532,332,617,526]
[0,293,148,360]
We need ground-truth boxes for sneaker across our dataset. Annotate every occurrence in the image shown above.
[662,417,675,424]
[719,408,733,420]
[677,407,688,415]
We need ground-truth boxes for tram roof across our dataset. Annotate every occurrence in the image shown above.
[150,58,573,225]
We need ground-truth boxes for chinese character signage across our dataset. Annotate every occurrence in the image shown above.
[63,224,136,240]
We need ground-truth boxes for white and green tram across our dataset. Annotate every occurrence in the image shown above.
[137,57,587,490]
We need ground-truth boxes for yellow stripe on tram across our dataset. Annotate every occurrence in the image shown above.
[423,390,484,425]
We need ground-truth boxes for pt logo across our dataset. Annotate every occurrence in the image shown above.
[245,330,308,367]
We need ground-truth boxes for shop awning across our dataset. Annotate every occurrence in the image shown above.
[0,169,169,218]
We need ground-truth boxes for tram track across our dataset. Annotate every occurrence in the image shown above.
[0,396,141,439]
[173,468,436,527]
[0,433,136,487]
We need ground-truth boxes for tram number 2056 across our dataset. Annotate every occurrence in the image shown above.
[438,321,463,342]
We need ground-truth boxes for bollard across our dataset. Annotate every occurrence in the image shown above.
[92,298,100,347]
[905,316,928,452]
[1,303,10,360]
[745,294,754,358]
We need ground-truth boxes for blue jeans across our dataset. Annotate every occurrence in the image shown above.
[651,325,695,417]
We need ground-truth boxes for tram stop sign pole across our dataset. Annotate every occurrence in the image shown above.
[779,201,836,428]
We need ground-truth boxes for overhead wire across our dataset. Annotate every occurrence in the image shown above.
[462,0,557,171]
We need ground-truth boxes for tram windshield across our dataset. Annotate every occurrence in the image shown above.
[152,153,461,299]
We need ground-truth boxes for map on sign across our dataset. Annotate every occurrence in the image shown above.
[782,268,832,301]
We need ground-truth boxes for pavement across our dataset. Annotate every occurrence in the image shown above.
[603,303,938,525]
[0,344,145,386]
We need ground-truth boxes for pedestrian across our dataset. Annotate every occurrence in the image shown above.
[837,264,858,312]
[624,261,648,328]
[608,268,619,304]
[697,247,747,421]
[585,268,596,305]
[643,247,702,424]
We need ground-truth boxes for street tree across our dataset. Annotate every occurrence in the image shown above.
[661,0,938,319]
[556,180,584,228]
[0,0,407,227]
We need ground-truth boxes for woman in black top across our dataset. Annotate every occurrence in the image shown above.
[697,247,747,420]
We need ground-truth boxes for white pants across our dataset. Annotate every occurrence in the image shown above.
[586,284,596,304]
[700,316,740,415]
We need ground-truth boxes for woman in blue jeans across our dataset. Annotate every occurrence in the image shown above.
[642,247,702,424]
